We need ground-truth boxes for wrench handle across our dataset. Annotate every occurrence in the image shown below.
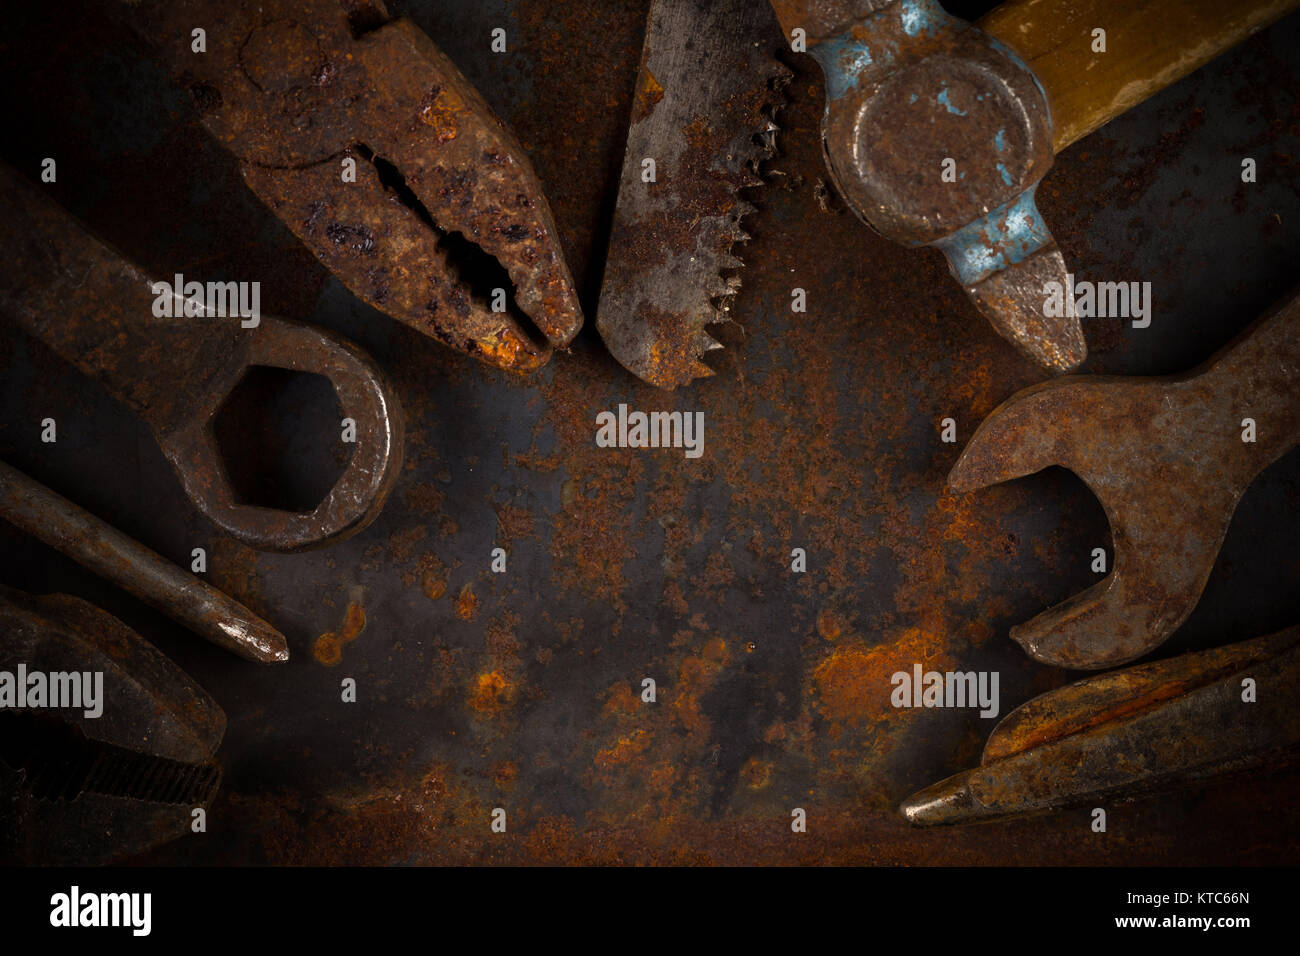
[1197,285,1300,472]
[0,163,245,427]
[980,0,1300,152]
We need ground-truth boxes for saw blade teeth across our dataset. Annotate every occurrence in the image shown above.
[596,2,792,389]
[704,273,732,299]
[690,360,716,381]
[698,331,725,353]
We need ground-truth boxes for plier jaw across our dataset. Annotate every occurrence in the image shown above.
[139,0,583,373]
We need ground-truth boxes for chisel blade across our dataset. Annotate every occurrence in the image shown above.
[596,0,789,389]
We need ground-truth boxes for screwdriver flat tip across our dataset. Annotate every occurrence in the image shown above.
[216,618,290,664]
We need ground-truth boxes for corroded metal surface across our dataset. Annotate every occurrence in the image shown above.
[0,165,404,552]
[0,461,287,663]
[595,0,790,389]
[0,0,1298,866]
[0,588,225,864]
[767,0,897,43]
[952,287,1300,669]
[902,626,1300,825]
[131,0,584,374]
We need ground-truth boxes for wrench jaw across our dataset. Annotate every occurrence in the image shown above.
[950,378,1201,669]
[1008,575,1173,671]
[1009,494,1238,670]
[947,379,1082,495]
[155,317,405,553]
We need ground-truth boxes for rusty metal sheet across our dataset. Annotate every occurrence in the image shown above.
[0,0,1298,866]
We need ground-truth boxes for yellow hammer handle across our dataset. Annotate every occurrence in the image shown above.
[979,0,1300,153]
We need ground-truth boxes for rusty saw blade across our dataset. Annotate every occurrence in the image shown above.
[596,0,789,389]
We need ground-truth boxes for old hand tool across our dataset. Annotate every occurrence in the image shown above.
[0,587,224,864]
[128,0,583,374]
[596,0,789,389]
[767,0,1299,371]
[950,286,1300,669]
[0,164,403,553]
[900,625,1300,826]
[0,461,287,663]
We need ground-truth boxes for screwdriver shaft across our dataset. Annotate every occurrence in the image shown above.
[0,460,288,663]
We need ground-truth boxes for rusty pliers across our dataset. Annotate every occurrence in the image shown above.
[126,0,583,373]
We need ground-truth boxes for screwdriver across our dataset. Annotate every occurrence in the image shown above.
[0,459,288,663]
[901,626,1300,825]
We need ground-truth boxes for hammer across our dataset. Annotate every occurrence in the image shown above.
[768,0,1299,371]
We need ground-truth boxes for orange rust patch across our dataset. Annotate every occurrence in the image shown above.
[632,68,664,122]
[455,584,479,620]
[741,757,774,790]
[816,608,844,641]
[602,681,641,717]
[595,729,651,768]
[484,612,523,663]
[313,601,366,667]
[312,634,342,667]
[672,637,732,745]
[475,327,541,372]
[810,627,951,729]
[468,670,515,715]
[413,551,449,599]
[419,86,471,142]
[492,761,519,791]
[404,481,445,515]
[494,502,537,543]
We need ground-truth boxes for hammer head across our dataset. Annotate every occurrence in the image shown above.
[800,0,1084,371]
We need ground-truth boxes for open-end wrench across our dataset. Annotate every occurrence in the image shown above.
[0,164,403,553]
[950,286,1300,669]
